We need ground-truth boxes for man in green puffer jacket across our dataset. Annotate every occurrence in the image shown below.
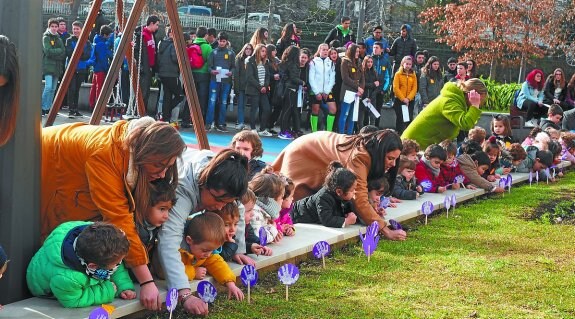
[26,221,136,308]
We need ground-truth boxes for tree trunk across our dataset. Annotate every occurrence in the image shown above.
[70,0,82,21]
[268,0,275,36]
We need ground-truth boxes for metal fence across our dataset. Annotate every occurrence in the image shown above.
[43,1,269,33]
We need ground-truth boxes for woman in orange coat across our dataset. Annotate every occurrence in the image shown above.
[272,129,407,241]
[393,55,418,134]
[41,117,185,311]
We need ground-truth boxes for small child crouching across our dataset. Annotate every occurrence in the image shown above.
[275,175,295,236]
[242,189,273,256]
[291,161,358,228]
[415,144,447,193]
[213,202,241,262]
[137,179,177,255]
[367,177,390,216]
[458,151,504,193]
[180,212,244,300]
[393,155,423,200]
[26,222,135,308]
[438,140,474,190]
[401,138,420,161]
[249,167,285,243]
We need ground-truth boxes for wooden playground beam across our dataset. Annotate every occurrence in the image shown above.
[165,0,209,149]
[90,0,146,125]
[44,0,102,127]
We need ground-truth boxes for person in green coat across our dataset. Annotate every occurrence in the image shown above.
[41,18,66,116]
[402,78,487,149]
[26,221,136,308]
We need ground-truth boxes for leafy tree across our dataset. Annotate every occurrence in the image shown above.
[419,0,563,80]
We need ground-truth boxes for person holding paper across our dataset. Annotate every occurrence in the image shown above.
[338,44,365,135]
[278,46,306,140]
[358,55,380,130]
[392,55,417,134]
[273,129,407,241]
[402,78,487,149]
[206,32,235,132]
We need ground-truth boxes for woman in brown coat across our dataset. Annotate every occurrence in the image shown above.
[338,44,365,135]
[272,129,407,240]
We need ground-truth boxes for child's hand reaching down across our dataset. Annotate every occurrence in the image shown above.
[344,212,357,226]
[251,244,273,256]
[226,282,244,301]
[120,290,137,300]
[194,267,207,280]
[282,224,295,236]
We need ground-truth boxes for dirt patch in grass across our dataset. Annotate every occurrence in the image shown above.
[523,195,575,224]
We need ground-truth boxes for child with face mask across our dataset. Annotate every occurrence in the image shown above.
[26,222,135,308]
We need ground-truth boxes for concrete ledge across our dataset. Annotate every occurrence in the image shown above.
[3,162,570,318]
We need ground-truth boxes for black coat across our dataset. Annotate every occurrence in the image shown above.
[245,56,270,96]
[291,186,353,228]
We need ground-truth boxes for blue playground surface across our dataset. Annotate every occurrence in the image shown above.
[180,130,293,163]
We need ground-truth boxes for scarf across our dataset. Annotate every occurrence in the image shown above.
[423,158,440,177]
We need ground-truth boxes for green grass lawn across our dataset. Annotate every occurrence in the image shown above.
[147,175,575,319]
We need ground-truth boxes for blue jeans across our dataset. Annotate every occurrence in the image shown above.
[42,74,58,111]
[338,101,355,135]
[237,90,246,124]
[205,81,231,126]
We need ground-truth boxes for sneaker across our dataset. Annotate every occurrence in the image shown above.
[215,124,228,133]
[268,129,278,135]
[68,111,75,118]
[524,119,537,127]
[205,124,215,132]
[258,129,273,137]
[235,123,245,130]
[278,131,294,140]
[73,111,83,117]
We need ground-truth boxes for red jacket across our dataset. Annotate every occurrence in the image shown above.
[142,26,156,67]
[439,159,470,188]
[415,159,445,193]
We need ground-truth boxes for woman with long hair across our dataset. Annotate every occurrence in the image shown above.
[392,55,417,134]
[543,67,569,111]
[158,148,251,316]
[266,44,282,134]
[278,45,305,139]
[308,43,337,132]
[276,23,299,58]
[565,73,575,110]
[233,43,253,130]
[358,55,379,130]
[338,44,364,135]
[517,69,545,127]
[419,56,444,108]
[273,129,407,240]
[245,44,272,136]
[402,78,488,148]
[0,35,19,147]
[249,27,269,47]
[41,117,186,311]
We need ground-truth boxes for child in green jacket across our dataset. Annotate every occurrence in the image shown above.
[26,221,135,308]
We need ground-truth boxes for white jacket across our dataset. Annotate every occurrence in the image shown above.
[308,56,336,95]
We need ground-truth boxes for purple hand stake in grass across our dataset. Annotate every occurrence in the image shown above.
[197,281,217,303]
[312,241,331,269]
[165,288,178,315]
[529,171,533,186]
[258,227,267,247]
[454,174,465,186]
[444,195,451,217]
[359,223,380,262]
[499,178,507,197]
[278,263,300,301]
[536,171,539,183]
[366,221,379,239]
[451,194,457,214]
[89,307,109,319]
[389,219,402,230]
[545,168,550,183]
[506,175,512,193]
[421,201,434,225]
[240,265,258,304]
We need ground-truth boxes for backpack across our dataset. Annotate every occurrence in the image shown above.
[187,43,205,69]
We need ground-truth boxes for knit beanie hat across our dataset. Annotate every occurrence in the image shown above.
[255,197,281,220]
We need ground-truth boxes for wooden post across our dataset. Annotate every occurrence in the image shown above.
[165,0,209,149]
[44,0,103,127]
[90,0,147,125]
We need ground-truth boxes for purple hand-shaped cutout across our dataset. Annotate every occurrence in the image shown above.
[444,195,451,210]
[506,175,512,188]
[421,201,434,216]
[379,196,391,209]
[359,224,380,257]
[258,227,267,246]
[240,265,259,287]
[89,307,109,319]
[499,178,507,189]
[197,281,217,303]
[165,287,178,312]
[451,194,457,207]
[312,241,331,259]
[454,175,465,184]
[389,219,403,230]
[278,263,300,285]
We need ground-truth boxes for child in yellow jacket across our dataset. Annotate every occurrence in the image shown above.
[180,212,244,300]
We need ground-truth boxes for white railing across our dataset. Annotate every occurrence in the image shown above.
[43,1,268,33]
